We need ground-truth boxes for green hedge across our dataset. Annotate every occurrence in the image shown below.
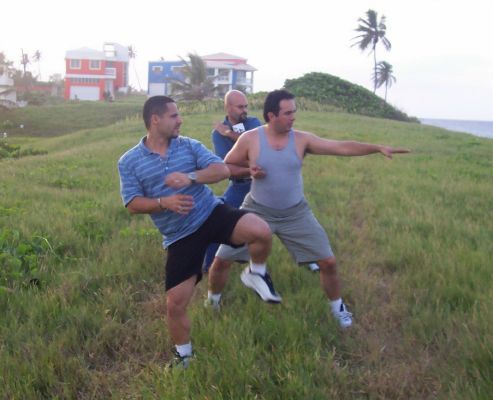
[284,72,418,122]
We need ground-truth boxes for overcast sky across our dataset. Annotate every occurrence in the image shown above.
[3,0,492,120]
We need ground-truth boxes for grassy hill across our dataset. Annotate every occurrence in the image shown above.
[285,72,418,122]
[0,96,145,137]
[1,106,492,399]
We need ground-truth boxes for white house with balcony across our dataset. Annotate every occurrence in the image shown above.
[148,52,256,97]
[0,67,17,108]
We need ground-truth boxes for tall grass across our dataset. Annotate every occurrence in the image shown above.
[1,108,492,399]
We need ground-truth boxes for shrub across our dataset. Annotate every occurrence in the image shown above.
[0,141,47,160]
[0,229,53,288]
[284,72,419,122]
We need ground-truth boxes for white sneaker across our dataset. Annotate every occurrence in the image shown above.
[332,302,353,329]
[203,297,221,311]
[308,263,320,272]
[240,267,282,303]
[169,351,194,369]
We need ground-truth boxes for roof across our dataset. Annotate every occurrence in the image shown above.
[65,43,129,61]
[65,47,105,60]
[204,60,256,72]
[201,52,247,61]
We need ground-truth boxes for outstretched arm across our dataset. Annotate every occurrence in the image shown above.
[305,132,410,159]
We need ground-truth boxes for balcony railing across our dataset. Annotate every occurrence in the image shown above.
[235,78,252,85]
[0,75,14,86]
[105,68,116,78]
[216,75,230,83]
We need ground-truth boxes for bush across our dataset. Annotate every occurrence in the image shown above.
[0,229,53,288]
[284,72,419,122]
[0,141,47,159]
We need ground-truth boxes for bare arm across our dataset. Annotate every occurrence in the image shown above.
[214,122,241,141]
[305,132,410,159]
[127,163,228,215]
[165,163,230,189]
[227,163,251,177]
[224,130,267,179]
[224,133,251,177]
[127,194,195,215]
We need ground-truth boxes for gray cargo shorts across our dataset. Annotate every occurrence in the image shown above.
[215,193,334,263]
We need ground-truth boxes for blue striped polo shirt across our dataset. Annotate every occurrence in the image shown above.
[118,135,223,248]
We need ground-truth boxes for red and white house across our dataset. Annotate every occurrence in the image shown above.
[64,43,129,101]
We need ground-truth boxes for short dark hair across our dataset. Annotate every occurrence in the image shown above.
[143,95,175,129]
[263,89,295,122]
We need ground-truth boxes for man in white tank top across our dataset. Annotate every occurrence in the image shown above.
[207,89,410,328]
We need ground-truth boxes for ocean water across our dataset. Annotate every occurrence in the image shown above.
[420,118,493,139]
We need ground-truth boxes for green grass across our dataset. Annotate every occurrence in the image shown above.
[1,106,492,399]
[0,96,145,137]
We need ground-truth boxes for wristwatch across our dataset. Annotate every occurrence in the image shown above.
[187,172,197,184]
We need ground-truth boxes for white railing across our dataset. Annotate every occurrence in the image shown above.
[216,76,231,83]
[105,68,116,78]
[235,78,252,85]
[0,75,14,86]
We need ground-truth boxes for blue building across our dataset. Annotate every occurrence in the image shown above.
[148,53,256,97]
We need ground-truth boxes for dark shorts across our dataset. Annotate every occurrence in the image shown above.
[165,203,248,291]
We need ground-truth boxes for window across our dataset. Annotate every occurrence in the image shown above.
[70,59,81,69]
[90,60,101,70]
[71,77,100,84]
[171,66,186,76]
[206,68,215,76]
[218,69,230,82]
[152,66,163,73]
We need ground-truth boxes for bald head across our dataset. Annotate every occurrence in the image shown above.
[224,90,248,124]
[225,90,246,106]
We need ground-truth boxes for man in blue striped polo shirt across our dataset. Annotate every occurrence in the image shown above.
[118,95,272,368]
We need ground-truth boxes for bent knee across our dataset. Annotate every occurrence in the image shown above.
[211,257,232,271]
[249,214,271,238]
[234,213,271,242]
[318,257,337,272]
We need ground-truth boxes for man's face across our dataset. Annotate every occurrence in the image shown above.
[271,99,297,132]
[226,95,248,124]
[154,102,182,138]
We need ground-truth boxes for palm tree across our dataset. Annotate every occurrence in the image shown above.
[20,49,32,92]
[352,9,391,93]
[168,53,216,101]
[374,61,396,101]
[0,52,14,77]
[32,50,41,80]
[128,45,142,91]
[20,49,30,77]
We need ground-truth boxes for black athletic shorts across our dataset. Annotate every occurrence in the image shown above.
[165,203,248,291]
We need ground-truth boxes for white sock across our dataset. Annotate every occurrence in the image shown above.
[330,298,343,314]
[175,342,192,357]
[207,291,222,304]
[249,261,266,276]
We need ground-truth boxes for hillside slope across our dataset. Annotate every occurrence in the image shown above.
[1,110,492,399]
[285,72,417,122]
